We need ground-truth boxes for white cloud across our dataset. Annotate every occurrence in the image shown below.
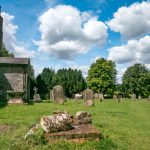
[145,64,150,70]
[2,12,36,58]
[116,64,127,84]
[108,35,150,64]
[90,56,101,63]
[108,1,150,39]
[36,5,107,60]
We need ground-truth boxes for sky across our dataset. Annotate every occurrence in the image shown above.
[0,0,150,83]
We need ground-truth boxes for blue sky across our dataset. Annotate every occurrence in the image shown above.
[0,0,150,82]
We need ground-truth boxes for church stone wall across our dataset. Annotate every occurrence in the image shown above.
[0,65,27,92]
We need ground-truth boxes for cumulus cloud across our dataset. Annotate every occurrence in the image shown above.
[2,12,36,58]
[108,35,150,64]
[36,5,107,60]
[107,1,150,39]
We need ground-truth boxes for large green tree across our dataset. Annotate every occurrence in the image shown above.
[36,68,55,99]
[87,58,117,95]
[122,64,150,97]
[55,68,86,98]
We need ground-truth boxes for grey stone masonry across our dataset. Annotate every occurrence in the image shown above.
[0,57,30,101]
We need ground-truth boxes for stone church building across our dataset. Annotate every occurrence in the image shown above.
[0,9,30,102]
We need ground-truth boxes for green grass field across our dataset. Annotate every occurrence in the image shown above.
[0,99,150,150]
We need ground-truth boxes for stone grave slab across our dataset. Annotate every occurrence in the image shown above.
[7,98,24,104]
[45,124,101,143]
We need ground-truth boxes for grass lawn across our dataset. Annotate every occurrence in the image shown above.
[0,99,150,150]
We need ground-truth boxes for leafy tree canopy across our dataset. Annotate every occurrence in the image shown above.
[122,64,150,97]
[36,68,86,98]
[87,58,117,95]
[55,68,86,98]
[36,68,55,99]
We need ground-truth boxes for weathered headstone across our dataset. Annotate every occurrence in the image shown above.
[99,93,104,102]
[74,111,92,125]
[131,94,136,101]
[50,90,54,101]
[53,85,64,104]
[138,95,142,99]
[33,87,41,102]
[40,111,73,133]
[94,93,99,99]
[113,95,118,100]
[83,89,94,107]
[148,95,150,101]
[117,95,122,102]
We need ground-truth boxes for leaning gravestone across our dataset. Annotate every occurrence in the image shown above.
[53,85,64,104]
[50,90,54,101]
[131,94,136,101]
[33,87,41,102]
[83,89,94,107]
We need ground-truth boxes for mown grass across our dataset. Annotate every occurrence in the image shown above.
[0,99,150,150]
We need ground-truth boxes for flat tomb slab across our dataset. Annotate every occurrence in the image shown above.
[45,124,101,143]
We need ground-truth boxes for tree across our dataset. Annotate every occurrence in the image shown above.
[0,47,14,57]
[87,58,117,95]
[54,68,86,98]
[36,68,55,99]
[29,65,37,99]
[122,64,150,97]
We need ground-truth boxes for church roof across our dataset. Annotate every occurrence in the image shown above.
[0,57,30,65]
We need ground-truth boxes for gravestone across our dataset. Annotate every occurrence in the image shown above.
[74,111,92,125]
[50,90,54,101]
[33,87,41,102]
[53,85,64,104]
[25,111,101,143]
[40,111,73,133]
[148,95,150,101]
[138,95,142,99]
[83,89,94,107]
[99,93,104,102]
[113,95,118,100]
[117,95,122,102]
[94,93,99,99]
[131,94,136,101]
